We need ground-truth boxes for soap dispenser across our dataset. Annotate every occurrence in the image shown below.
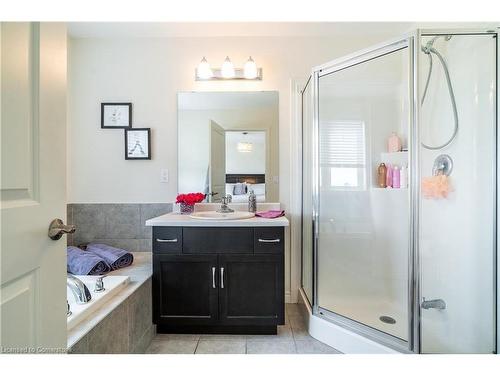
[248,189,257,213]
[377,163,387,188]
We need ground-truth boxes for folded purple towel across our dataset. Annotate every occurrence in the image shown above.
[255,210,285,219]
[86,243,134,270]
[67,246,111,275]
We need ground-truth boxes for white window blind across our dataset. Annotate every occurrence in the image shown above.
[320,121,366,166]
[319,121,366,189]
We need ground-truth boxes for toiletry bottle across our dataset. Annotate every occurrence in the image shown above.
[377,163,387,188]
[400,165,408,188]
[392,165,400,188]
[248,189,257,213]
[386,164,393,188]
[387,132,402,153]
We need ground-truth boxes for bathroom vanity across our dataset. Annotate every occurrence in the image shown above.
[146,209,288,334]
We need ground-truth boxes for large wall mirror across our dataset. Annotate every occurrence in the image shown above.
[178,91,279,203]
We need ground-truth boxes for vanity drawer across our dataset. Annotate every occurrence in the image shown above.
[183,227,254,254]
[153,227,182,253]
[254,227,284,254]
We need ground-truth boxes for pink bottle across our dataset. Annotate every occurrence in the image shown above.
[387,132,402,153]
[392,165,400,188]
[386,164,393,188]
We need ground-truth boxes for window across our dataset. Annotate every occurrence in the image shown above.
[320,121,366,189]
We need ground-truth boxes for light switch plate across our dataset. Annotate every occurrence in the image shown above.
[160,169,169,183]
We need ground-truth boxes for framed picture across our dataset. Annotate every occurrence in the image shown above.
[101,103,132,129]
[125,128,151,160]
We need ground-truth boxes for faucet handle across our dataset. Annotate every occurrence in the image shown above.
[94,276,105,293]
[221,194,232,205]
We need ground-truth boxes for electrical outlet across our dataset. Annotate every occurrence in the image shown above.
[160,169,169,183]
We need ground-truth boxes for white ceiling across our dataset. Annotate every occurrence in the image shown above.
[68,22,419,38]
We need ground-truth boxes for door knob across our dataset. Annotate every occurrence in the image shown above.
[48,218,76,240]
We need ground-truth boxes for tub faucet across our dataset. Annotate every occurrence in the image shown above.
[67,274,92,304]
[217,194,234,213]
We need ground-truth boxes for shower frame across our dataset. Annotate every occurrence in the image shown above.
[304,28,499,354]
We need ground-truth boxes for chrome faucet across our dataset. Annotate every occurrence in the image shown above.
[421,298,446,310]
[67,274,92,304]
[217,194,234,213]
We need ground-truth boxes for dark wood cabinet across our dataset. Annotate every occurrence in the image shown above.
[219,254,284,326]
[153,254,218,325]
[152,226,285,334]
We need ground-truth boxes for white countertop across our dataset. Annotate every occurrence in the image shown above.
[145,203,289,227]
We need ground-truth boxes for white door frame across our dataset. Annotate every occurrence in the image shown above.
[289,77,308,304]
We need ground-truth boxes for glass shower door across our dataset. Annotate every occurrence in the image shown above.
[419,33,497,353]
[316,43,411,343]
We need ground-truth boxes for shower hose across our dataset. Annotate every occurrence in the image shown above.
[421,39,459,150]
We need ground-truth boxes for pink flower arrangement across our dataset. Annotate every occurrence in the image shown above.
[176,192,206,206]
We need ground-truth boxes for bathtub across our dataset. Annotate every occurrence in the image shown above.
[67,275,130,330]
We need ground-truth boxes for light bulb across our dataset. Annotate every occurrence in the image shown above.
[244,56,258,79]
[196,56,213,79]
[221,56,235,79]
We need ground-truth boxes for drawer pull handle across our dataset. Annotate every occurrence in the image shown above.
[258,238,280,243]
[212,267,216,289]
[220,267,224,289]
[156,238,178,243]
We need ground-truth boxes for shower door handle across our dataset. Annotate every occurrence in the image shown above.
[421,298,446,310]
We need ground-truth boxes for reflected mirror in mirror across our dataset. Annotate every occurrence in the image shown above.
[178,91,279,203]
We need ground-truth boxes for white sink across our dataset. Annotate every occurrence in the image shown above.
[190,211,255,220]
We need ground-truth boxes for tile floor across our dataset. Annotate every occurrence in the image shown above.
[146,303,341,354]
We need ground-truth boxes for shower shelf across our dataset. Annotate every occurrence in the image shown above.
[380,151,408,166]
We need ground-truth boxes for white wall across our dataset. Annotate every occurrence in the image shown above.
[68,32,413,302]
[68,35,404,204]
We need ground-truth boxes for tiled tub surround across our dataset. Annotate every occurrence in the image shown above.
[67,203,173,251]
[68,253,154,354]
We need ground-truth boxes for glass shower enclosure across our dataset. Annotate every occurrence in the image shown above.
[301,29,498,353]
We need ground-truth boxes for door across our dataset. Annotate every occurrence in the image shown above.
[315,41,411,344]
[1,23,68,351]
[418,33,497,353]
[153,254,219,325]
[209,120,226,202]
[218,254,284,326]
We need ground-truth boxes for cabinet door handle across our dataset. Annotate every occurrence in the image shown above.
[212,267,216,289]
[220,267,224,289]
[258,238,280,243]
[156,238,178,243]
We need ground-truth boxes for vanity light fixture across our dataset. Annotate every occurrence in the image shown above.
[195,56,262,81]
[243,56,258,79]
[196,56,213,79]
[221,56,235,79]
[237,132,253,153]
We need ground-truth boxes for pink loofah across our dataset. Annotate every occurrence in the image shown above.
[421,175,453,199]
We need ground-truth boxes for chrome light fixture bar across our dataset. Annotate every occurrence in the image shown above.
[195,56,262,81]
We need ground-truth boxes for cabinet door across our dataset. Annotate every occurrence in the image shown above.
[153,254,218,325]
[218,254,284,326]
